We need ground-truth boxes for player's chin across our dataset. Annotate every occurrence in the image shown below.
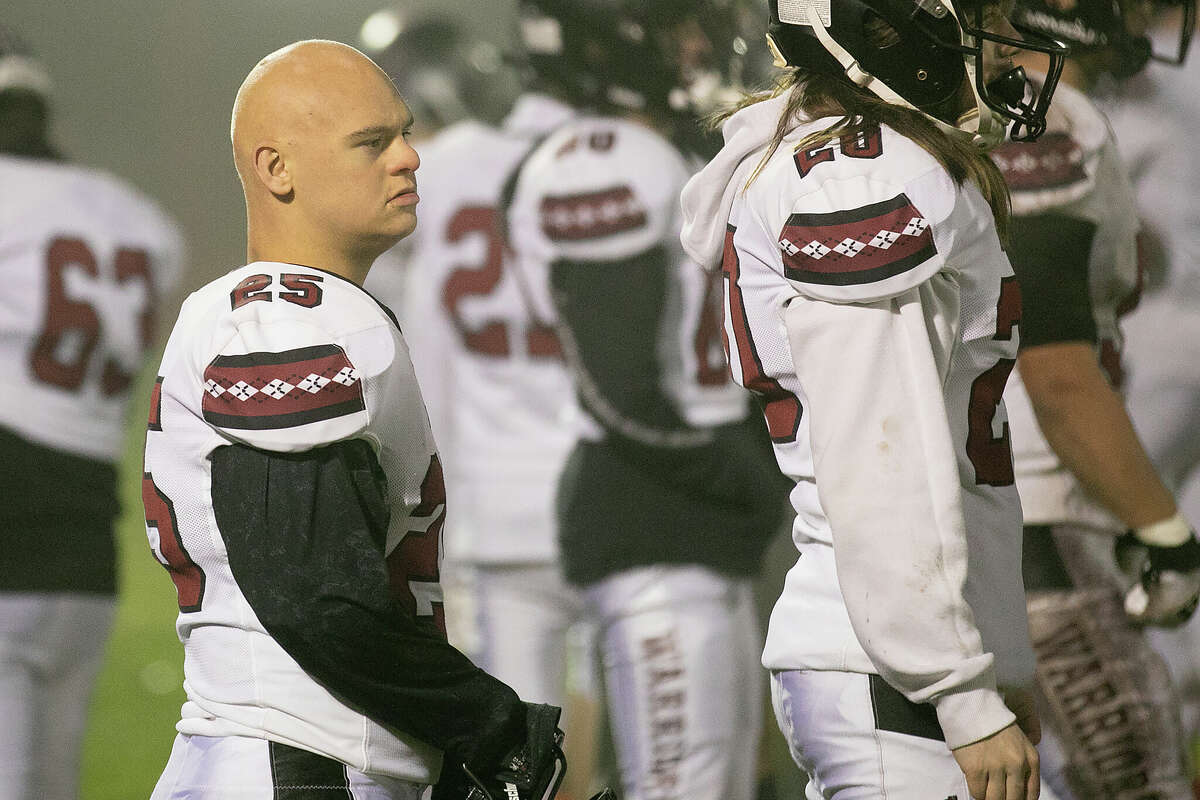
[379,208,418,237]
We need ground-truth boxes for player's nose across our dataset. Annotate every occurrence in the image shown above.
[387,138,419,174]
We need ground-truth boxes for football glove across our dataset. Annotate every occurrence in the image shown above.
[434,703,583,800]
[1116,529,1200,628]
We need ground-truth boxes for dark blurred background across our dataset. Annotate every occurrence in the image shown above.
[5,1,517,295]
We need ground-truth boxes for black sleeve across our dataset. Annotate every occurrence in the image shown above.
[1004,212,1098,349]
[550,248,791,519]
[209,440,524,775]
[550,245,693,438]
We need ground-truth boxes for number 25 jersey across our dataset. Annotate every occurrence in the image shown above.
[144,263,445,781]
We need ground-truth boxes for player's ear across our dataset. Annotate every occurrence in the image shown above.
[252,143,292,198]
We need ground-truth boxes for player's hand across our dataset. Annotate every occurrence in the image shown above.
[1116,530,1200,627]
[952,722,1039,800]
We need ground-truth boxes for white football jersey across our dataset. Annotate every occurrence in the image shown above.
[0,155,183,460]
[144,263,445,782]
[367,93,576,564]
[682,107,1031,749]
[507,115,749,440]
[993,80,1141,530]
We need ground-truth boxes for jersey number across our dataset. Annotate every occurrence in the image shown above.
[143,471,206,613]
[965,276,1021,486]
[386,455,447,636]
[229,273,325,310]
[29,237,153,395]
[793,126,884,178]
[441,205,561,359]
[694,269,730,386]
[721,225,803,442]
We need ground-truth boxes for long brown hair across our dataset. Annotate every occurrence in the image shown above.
[716,70,1012,241]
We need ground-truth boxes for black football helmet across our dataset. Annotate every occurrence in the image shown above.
[1013,0,1194,78]
[517,0,756,118]
[767,0,1069,143]
[361,10,518,135]
[0,25,51,98]
[0,25,54,158]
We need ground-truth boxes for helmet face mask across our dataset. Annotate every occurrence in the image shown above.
[767,0,1068,144]
[1012,0,1195,79]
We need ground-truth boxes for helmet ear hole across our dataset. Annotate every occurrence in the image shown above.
[862,12,901,49]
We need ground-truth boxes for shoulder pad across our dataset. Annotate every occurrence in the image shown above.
[779,192,940,302]
[189,265,397,452]
[515,118,689,261]
[746,153,955,304]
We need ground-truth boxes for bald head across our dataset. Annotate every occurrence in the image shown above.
[229,39,421,279]
[231,40,394,189]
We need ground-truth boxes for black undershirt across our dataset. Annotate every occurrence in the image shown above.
[1005,212,1099,349]
[550,248,791,585]
[209,440,525,776]
[0,425,118,594]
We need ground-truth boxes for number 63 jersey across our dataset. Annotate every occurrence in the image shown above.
[143,263,446,781]
[683,115,1033,747]
[0,155,183,461]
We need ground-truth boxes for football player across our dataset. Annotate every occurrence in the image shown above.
[505,3,793,800]
[680,0,1067,797]
[0,27,184,800]
[1096,1,1200,766]
[361,12,594,794]
[990,0,1200,795]
[143,40,595,800]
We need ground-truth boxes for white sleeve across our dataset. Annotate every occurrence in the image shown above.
[783,281,1016,749]
[198,313,393,454]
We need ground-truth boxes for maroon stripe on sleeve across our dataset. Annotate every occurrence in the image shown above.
[201,344,365,430]
[778,193,937,286]
[991,132,1086,191]
[540,186,648,242]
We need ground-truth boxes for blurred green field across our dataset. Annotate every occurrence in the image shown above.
[80,366,184,800]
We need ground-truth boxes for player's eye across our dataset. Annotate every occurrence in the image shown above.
[361,137,384,149]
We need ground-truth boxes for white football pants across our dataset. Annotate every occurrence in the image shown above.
[150,734,427,799]
[586,565,761,800]
[770,670,1064,800]
[0,591,115,800]
[469,562,590,711]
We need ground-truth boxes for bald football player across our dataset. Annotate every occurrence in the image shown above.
[144,41,576,800]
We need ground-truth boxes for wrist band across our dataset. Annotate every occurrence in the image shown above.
[1135,512,1192,547]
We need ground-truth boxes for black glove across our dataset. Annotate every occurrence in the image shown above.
[1116,530,1200,627]
[433,703,566,800]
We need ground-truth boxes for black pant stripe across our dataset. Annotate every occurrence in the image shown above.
[868,673,946,742]
[268,741,353,799]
